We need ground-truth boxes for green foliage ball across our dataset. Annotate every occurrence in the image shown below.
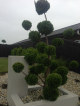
[63,28,75,39]
[45,45,56,55]
[36,54,50,66]
[22,20,32,30]
[52,38,64,47]
[25,74,38,85]
[69,60,79,71]
[29,64,45,74]
[11,47,27,56]
[50,60,59,72]
[36,42,47,53]
[37,21,54,35]
[54,66,68,85]
[55,66,68,76]
[24,48,38,65]
[46,73,62,88]
[43,86,59,101]
[29,31,40,42]
[35,0,50,15]
[35,64,45,74]
[13,62,24,73]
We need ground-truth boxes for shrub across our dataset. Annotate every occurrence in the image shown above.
[56,58,67,66]
[50,60,59,72]
[63,28,75,39]
[11,48,18,55]
[45,45,56,55]
[46,73,62,88]
[69,60,79,71]
[22,20,32,30]
[16,47,23,56]
[29,31,40,42]
[11,47,27,56]
[52,38,64,47]
[37,21,54,35]
[24,48,38,65]
[25,74,38,85]
[36,42,47,53]
[13,62,24,73]
[43,86,59,101]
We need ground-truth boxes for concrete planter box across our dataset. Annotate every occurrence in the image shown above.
[7,56,79,106]
[10,86,79,106]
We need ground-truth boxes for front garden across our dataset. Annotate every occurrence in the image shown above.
[0,0,80,106]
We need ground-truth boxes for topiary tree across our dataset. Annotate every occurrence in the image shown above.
[1,39,6,44]
[12,0,68,101]
[63,28,75,39]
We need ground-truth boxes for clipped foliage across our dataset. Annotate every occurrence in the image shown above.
[63,28,75,39]
[16,47,23,56]
[37,21,54,35]
[35,0,50,15]
[24,48,38,65]
[22,20,32,30]
[36,54,50,66]
[54,66,68,76]
[35,64,45,74]
[11,48,18,55]
[61,75,67,85]
[45,45,56,55]
[43,86,59,101]
[46,73,62,88]
[54,66,68,85]
[29,31,40,42]
[29,64,45,74]
[69,60,79,71]
[52,38,64,47]
[50,60,59,72]
[36,42,47,53]
[2,39,6,43]
[13,62,24,73]
[25,74,38,85]
[11,47,27,56]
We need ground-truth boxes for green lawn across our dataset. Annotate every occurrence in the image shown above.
[0,57,8,74]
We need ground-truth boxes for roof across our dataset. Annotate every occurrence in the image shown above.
[12,23,80,45]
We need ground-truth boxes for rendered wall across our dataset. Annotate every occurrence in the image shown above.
[7,56,29,106]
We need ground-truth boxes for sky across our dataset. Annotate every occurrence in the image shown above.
[0,0,80,44]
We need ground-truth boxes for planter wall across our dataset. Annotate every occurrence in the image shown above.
[7,56,79,106]
[10,86,79,106]
[7,56,29,106]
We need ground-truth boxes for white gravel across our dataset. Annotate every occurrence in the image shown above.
[0,71,80,105]
[0,73,8,105]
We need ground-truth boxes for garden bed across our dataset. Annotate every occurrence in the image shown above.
[10,86,78,106]
[20,86,64,104]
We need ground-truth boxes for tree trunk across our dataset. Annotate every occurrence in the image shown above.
[45,35,48,45]
[44,13,47,21]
